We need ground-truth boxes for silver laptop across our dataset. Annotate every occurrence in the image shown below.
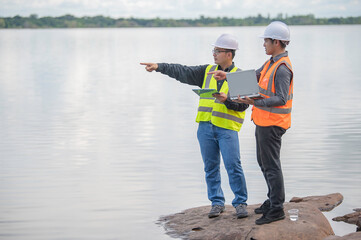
[226,69,262,100]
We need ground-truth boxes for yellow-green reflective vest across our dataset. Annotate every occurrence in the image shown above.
[195,65,246,132]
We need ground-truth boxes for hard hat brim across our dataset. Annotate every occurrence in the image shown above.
[259,34,290,41]
[211,43,238,50]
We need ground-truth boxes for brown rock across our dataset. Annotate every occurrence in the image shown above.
[159,202,334,240]
[324,232,361,240]
[333,209,361,232]
[323,236,342,240]
[289,193,343,211]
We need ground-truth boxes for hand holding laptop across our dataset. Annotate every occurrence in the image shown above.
[234,96,255,105]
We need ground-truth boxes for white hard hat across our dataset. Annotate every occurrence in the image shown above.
[212,33,239,50]
[259,21,290,41]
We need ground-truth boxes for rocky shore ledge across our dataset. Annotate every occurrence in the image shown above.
[158,193,361,240]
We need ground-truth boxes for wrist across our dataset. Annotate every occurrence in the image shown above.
[155,63,161,72]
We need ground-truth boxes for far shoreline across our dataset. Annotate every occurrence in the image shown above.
[1,14,361,29]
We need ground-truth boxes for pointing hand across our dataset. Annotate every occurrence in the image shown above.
[140,62,158,72]
[207,70,227,81]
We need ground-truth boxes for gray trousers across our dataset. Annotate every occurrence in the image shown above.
[255,125,286,209]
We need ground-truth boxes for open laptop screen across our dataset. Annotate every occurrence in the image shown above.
[226,69,262,100]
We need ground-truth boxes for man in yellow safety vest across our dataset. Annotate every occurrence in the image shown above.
[141,33,249,219]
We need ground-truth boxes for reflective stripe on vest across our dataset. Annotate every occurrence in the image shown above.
[196,65,245,132]
[212,111,244,124]
[204,65,217,89]
[252,56,293,129]
[255,106,292,114]
[198,106,213,112]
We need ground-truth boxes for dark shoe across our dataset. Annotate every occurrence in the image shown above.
[255,208,285,225]
[208,205,225,218]
[254,199,270,214]
[235,204,248,218]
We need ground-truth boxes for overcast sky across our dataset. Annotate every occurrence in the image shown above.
[1,0,360,18]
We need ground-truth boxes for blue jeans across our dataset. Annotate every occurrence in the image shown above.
[197,121,248,207]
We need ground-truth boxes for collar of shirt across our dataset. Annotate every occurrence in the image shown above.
[270,51,288,63]
[218,62,235,72]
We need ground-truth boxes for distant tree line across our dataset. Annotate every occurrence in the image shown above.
[1,14,360,28]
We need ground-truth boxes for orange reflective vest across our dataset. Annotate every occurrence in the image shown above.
[252,56,293,130]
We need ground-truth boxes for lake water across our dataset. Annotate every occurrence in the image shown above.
[0,25,361,239]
